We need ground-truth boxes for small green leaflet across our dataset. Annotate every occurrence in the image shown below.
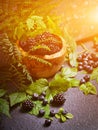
[91,68,98,83]
[0,98,10,117]
[55,108,73,122]
[61,67,77,78]
[26,18,34,30]
[9,92,26,107]
[79,82,97,95]
[0,89,6,97]
[55,113,61,119]
[26,78,48,95]
[66,113,74,119]
[26,16,46,31]
[14,22,26,40]
[61,115,67,122]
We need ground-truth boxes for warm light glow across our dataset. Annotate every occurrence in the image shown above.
[88,8,98,23]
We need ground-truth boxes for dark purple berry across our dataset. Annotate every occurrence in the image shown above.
[93,62,98,68]
[78,62,83,66]
[40,91,46,97]
[83,75,90,82]
[78,65,83,71]
[62,110,68,115]
[50,110,56,117]
[80,78,86,85]
[82,57,88,62]
[39,109,45,117]
[88,60,94,66]
[22,99,34,112]
[44,119,51,127]
[82,60,88,66]
[32,93,39,100]
[42,99,48,106]
[87,66,93,73]
[82,52,88,58]
[77,55,83,62]
[93,56,98,61]
[38,95,45,101]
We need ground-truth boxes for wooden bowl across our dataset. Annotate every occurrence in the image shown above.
[18,36,66,78]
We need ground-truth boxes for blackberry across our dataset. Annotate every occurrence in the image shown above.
[44,119,52,127]
[22,99,34,112]
[52,93,66,106]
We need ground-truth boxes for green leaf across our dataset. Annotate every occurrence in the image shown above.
[26,78,49,95]
[69,78,80,87]
[43,104,50,118]
[49,74,71,94]
[69,52,78,67]
[59,108,64,113]
[9,92,26,107]
[55,113,61,119]
[26,18,34,30]
[91,68,98,83]
[61,115,67,122]
[30,101,42,116]
[66,113,74,119]
[14,22,26,40]
[0,89,6,97]
[79,82,97,95]
[29,100,51,119]
[0,98,10,117]
[61,67,77,78]
[45,89,53,102]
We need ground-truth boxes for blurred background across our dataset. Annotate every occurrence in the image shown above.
[0,0,98,41]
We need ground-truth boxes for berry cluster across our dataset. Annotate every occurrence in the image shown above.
[19,32,62,55]
[21,92,66,127]
[77,51,98,73]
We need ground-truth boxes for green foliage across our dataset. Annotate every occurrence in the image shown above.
[26,78,49,95]
[79,82,97,95]
[0,88,10,117]
[91,68,98,83]
[27,55,52,67]
[29,45,51,52]
[55,108,73,122]
[69,52,78,67]
[9,92,26,107]
[49,68,79,95]
[0,34,33,92]
[29,100,51,119]
[0,98,10,117]
[61,67,77,78]
[0,33,22,66]
[0,89,6,97]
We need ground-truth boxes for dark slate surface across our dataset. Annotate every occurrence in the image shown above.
[0,88,98,130]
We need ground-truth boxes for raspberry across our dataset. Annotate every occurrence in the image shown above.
[22,99,34,112]
[52,93,66,106]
